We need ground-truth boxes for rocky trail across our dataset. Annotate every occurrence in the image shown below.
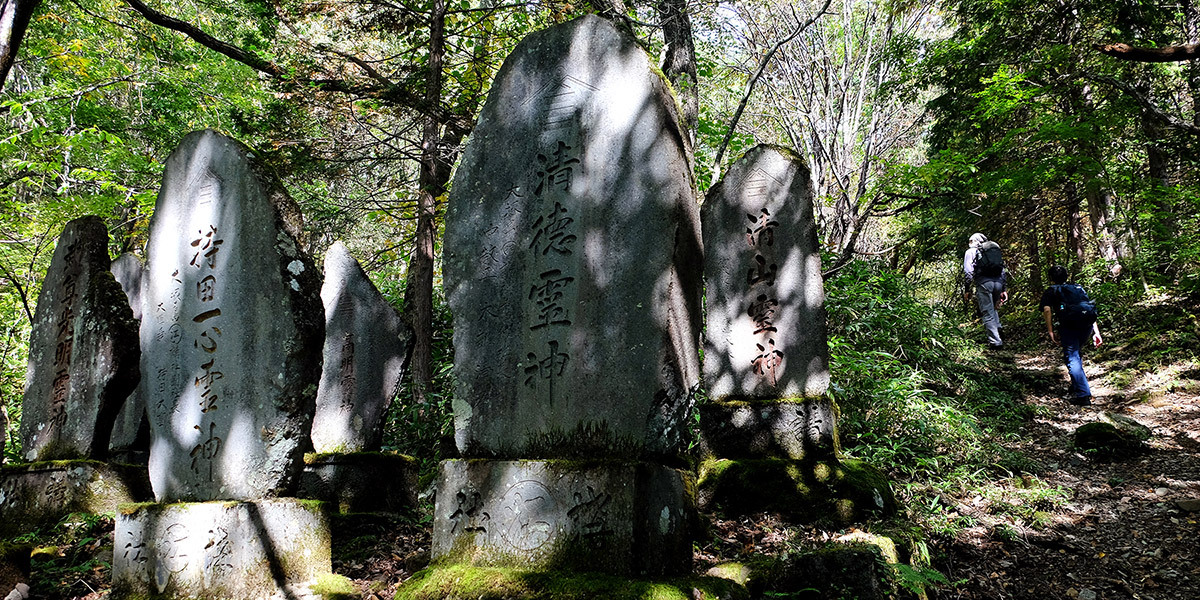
[938,345,1200,599]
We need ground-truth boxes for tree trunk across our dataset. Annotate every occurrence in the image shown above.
[1065,181,1085,273]
[403,0,448,406]
[1084,180,1124,277]
[1025,203,1042,290]
[0,0,40,93]
[1184,0,1200,126]
[657,0,698,145]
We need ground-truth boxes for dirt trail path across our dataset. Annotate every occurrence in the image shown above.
[942,347,1200,600]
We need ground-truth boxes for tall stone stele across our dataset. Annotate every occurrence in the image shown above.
[2,217,149,536]
[698,145,894,522]
[298,241,417,513]
[112,130,330,600]
[433,14,702,577]
[19,216,140,462]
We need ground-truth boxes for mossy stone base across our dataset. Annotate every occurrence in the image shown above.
[697,398,839,461]
[697,458,895,523]
[111,498,332,600]
[434,459,695,576]
[394,565,748,600]
[298,452,417,513]
[0,460,152,537]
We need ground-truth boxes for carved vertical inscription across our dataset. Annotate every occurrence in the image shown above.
[173,174,230,483]
[519,78,591,407]
[43,241,82,443]
[743,169,784,387]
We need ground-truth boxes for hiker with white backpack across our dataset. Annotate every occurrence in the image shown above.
[963,232,1008,349]
[1040,265,1103,406]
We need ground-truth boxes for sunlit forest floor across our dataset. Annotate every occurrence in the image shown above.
[21,303,1200,600]
[933,346,1200,599]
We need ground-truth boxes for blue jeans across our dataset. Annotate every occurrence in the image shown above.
[1060,325,1093,400]
[975,278,1004,346]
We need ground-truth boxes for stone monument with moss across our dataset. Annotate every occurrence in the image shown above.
[298,241,417,513]
[110,130,332,600]
[698,144,894,522]
[0,217,150,537]
[430,14,702,585]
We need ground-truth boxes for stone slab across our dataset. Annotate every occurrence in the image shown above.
[702,145,828,400]
[140,130,324,502]
[312,242,412,454]
[697,399,839,460]
[112,499,331,600]
[109,252,150,460]
[443,15,702,459]
[0,461,152,537]
[432,459,694,576]
[297,452,417,513]
[20,216,140,462]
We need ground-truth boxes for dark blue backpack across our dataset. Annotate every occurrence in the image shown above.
[1055,284,1098,328]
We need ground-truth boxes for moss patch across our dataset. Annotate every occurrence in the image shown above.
[697,458,895,523]
[394,565,748,600]
[311,573,357,600]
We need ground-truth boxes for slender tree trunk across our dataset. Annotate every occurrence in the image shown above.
[1185,0,1200,127]
[1025,203,1043,290]
[1084,180,1124,277]
[1065,181,1085,273]
[657,0,698,146]
[404,0,448,406]
[0,0,40,93]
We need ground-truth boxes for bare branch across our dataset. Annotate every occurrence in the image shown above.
[710,0,833,185]
[1085,73,1200,135]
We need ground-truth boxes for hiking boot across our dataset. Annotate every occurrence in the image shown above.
[1068,396,1092,406]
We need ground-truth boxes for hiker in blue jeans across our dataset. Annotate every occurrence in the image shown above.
[963,233,1008,348]
[1040,265,1103,405]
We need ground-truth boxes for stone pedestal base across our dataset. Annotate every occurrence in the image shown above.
[297,452,417,513]
[697,398,839,460]
[697,458,895,523]
[111,499,331,600]
[432,459,694,576]
[0,461,152,536]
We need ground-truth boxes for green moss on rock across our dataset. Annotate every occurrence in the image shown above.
[311,573,357,600]
[697,457,895,522]
[394,565,748,600]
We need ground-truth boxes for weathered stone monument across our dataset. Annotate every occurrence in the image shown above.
[108,252,149,463]
[697,145,893,522]
[2,217,150,535]
[433,14,702,578]
[19,216,140,462]
[112,130,330,600]
[298,241,416,513]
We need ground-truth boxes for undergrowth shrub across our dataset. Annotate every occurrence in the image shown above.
[825,260,1029,478]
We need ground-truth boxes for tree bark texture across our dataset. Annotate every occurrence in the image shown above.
[0,0,40,94]
[404,0,448,406]
[1024,204,1042,290]
[1084,180,1125,277]
[657,0,698,145]
[1065,181,1085,273]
